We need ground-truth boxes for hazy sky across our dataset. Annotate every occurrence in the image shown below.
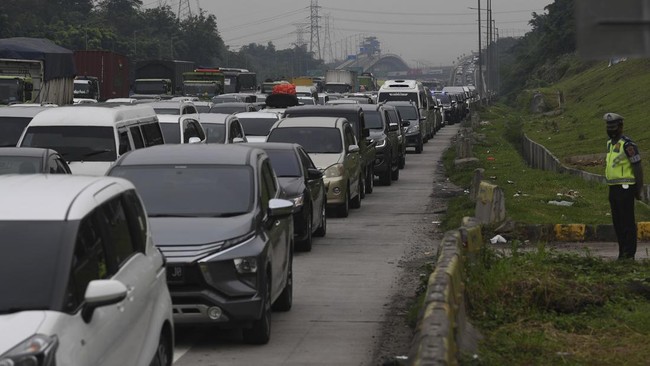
[154,0,554,67]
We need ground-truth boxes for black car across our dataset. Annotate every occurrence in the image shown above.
[385,101,424,154]
[107,144,294,345]
[358,105,401,185]
[209,102,258,114]
[0,147,71,174]
[244,142,327,252]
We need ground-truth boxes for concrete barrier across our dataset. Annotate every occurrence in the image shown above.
[475,181,506,224]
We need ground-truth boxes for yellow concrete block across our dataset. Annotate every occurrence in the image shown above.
[465,225,483,253]
[637,222,650,241]
[478,181,497,204]
[554,224,586,241]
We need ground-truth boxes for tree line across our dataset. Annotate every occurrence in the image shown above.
[0,0,323,82]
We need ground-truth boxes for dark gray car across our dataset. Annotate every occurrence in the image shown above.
[359,104,401,185]
[107,144,294,345]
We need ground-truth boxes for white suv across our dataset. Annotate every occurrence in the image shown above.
[0,175,173,366]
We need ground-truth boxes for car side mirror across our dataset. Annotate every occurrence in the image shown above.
[348,144,360,153]
[233,137,245,143]
[388,123,399,132]
[307,167,323,180]
[82,280,127,323]
[401,120,410,127]
[268,198,294,218]
[188,136,202,144]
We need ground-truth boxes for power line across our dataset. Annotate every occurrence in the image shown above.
[333,27,477,36]
[220,7,307,33]
[322,6,544,17]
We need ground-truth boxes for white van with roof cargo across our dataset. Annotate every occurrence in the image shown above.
[17,104,165,175]
[377,79,434,141]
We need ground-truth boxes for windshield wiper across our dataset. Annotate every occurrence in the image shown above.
[211,212,248,217]
[148,213,202,218]
[81,149,113,158]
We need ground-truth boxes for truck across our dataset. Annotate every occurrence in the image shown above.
[324,69,358,94]
[133,59,195,96]
[182,68,224,100]
[0,38,75,105]
[357,72,378,92]
[73,50,130,101]
[218,68,257,94]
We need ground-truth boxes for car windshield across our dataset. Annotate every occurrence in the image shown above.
[0,221,70,313]
[160,123,181,144]
[238,117,278,136]
[265,149,301,177]
[364,111,383,129]
[0,117,32,147]
[20,126,116,161]
[212,97,241,104]
[378,92,418,104]
[267,127,342,153]
[154,108,180,115]
[0,156,42,174]
[394,106,419,120]
[110,165,254,217]
[436,94,451,104]
[203,123,226,143]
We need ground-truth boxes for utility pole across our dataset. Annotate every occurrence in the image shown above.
[495,27,500,96]
[309,0,322,60]
[477,0,483,101]
[486,0,491,96]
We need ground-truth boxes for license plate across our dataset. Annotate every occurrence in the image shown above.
[166,266,185,282]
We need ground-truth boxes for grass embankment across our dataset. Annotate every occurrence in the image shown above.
[463,245,650,365]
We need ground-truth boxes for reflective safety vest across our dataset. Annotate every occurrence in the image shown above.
[606,139,635,185]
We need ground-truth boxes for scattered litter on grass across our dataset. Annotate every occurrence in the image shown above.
[490,235,507,244]
[548,200,574,206]
[487,156,495,161]
[489,176,497,180]
[464,189,470,194]
[480,121,491,126]
[507,180,515,184]
[431,221,441,224]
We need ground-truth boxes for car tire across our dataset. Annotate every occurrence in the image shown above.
[272,253,293,312]
[314,197,327,237]
[359,171,366,199]
[365,166,374,194]
[415,139,423,154]
[398,153,405,169]
[379,164,392,186]
[243,274,272,345]
[150,328,173,366]
[350,182,361,209]
[297,212,312,252]
[336,189,350,218]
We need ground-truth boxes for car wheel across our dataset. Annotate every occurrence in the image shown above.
[314,198,327,237]
[149,329,172,366]
[391,163,400,181]
[359,171,366,199]
[336,189,350,218]
[379,163,392,186]
[365,166,374,194]
[272,253,293,312]
[242,274,272,345]
[350,181,361,209]
[297,212,312,252]
[415,139,423,154]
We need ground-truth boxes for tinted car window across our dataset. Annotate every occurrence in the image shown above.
[267,127,342,153]
[153,108,180,115]
[0,117,32,147]
[265,149,301,177]
[130,126,145,149]
[0,221,69,312]
[209,105,246,114]
[122,190,147,252]
[141,122,165,146]
[364,110,383,129]
[21,126,117,161]
[378,92,419,104]
[111,165,254,217]
[98,197,135,267]
[238,117,278,136]
[160,123,181,144]
[393,106,419,120]
[0,156,42,174]
[203,123,226,143]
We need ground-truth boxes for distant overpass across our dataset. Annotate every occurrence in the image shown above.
[335,53,410,78]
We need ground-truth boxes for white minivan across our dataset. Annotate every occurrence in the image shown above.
[377,79,434,141]
[17,104,165,175]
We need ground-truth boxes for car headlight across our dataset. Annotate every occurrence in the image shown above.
[375,138,386,148]
[289,194,304,208]
[222,231,255,250]
[323,163,345,178]
[407,124,420,133]
[0,334,58,366]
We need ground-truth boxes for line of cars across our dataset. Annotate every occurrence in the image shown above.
[0,78,452,364]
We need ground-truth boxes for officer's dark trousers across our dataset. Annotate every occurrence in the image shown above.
[609,184,637,259]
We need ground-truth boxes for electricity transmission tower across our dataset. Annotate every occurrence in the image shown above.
[293,23,309,48]
[322,14,333,63]
[176,0,202,19]
[309,0,321,60]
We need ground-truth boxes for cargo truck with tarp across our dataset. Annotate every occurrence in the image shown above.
[0,37,75,105]
[134,59,195,96]
[218,68,257,93]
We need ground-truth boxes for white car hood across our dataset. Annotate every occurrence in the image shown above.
[68,161,113,176]
[0,311,46,353]
[308,153,343,170]
[245,136,267,143]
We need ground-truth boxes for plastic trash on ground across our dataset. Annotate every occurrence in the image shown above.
[490,234,507,244]
[547,200,574,206]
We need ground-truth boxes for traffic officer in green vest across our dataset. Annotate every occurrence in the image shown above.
[604,112,644,259]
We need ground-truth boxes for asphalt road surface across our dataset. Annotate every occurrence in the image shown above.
[172,124,461,366]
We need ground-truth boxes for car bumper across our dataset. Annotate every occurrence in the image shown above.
[373,150,390,173]
[292,209,310,241]
[324,176,347,206]
[405,133,422,147]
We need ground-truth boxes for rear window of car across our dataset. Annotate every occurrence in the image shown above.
[238,117,278,136]
[160,123,181,144]
[0,117,32,147]
[267,127,342,154]
[363,111,383,129]
[21,126,117,162]
[265,149,301,177]
[0,156,43,174]
[203,123,226,143]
